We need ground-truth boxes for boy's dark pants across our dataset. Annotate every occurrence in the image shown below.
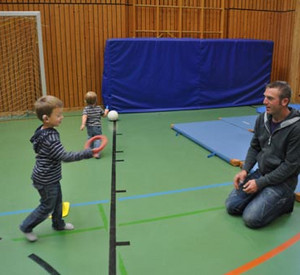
[20,182,65,233]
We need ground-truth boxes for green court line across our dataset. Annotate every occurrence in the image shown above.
[97,196,129,275]
[118,252,128,275]
[12,225,106,242]
[119,206,225,227]
[12,207,225,241]
[98,204,109,232]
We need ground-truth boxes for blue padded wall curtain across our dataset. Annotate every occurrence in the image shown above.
[102,38,273,113]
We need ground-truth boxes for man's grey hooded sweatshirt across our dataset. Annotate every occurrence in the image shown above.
[243,107,300,191]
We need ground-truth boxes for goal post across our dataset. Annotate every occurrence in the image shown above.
[0,11,47,120]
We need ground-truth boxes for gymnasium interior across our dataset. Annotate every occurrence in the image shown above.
[1,1,300,274]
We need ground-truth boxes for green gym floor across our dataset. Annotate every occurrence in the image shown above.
[1,106,300,275]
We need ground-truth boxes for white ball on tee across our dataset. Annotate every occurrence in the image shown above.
[107,110,119,121]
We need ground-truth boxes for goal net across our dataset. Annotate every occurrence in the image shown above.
[0,11,46,120]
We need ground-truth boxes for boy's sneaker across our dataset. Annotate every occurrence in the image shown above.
[64,223,74,230]
[53,222,74,231]
[23,232,38,242]
[95,154,101,159]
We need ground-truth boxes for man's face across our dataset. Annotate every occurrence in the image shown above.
[263,87,286,116]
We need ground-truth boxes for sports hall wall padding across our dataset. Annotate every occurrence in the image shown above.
[102,38,273,113]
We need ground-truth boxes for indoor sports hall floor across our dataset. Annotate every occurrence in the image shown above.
[1,106,300,275]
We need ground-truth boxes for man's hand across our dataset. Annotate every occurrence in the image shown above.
[233,170,248,190]
[242,179,258,194]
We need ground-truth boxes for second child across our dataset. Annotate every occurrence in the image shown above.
[80,91,109,158]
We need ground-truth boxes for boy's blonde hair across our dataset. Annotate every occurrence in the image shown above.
[34,95,63,121]
[85,91,97,105]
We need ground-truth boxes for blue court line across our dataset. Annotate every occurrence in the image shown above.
[0,200,110,217]
[0,182,232,217]
[71,200,109,207]
[118,182,232,201]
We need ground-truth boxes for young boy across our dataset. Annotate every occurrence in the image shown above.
[20,95,97,242]
[80,91,109,158]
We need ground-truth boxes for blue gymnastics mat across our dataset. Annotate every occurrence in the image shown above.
[172,115,257,166]
[256,104,300,113]
[220,115,256,131]
[102,39,273,113]
[171,115,300,193]
[172,115,300,192]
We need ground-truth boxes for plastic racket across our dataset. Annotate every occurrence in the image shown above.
[84,135,108,154]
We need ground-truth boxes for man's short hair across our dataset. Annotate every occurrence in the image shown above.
[34,95,63,121]
[266,81,292,102]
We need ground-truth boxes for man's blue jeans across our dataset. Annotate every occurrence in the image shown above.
[225,170,295,228]
[20,182,65,233]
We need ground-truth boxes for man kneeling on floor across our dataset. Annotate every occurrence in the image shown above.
[226,81,300,228]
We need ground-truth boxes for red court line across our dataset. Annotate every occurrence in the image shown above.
[225,232,300,275]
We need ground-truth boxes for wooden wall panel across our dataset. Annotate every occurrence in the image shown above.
[225,1,298,102]
[289,0,300,103]
[227,0,295,11]
[0,0,129,110]
[132,0,224,38]
[0,0,299,111]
